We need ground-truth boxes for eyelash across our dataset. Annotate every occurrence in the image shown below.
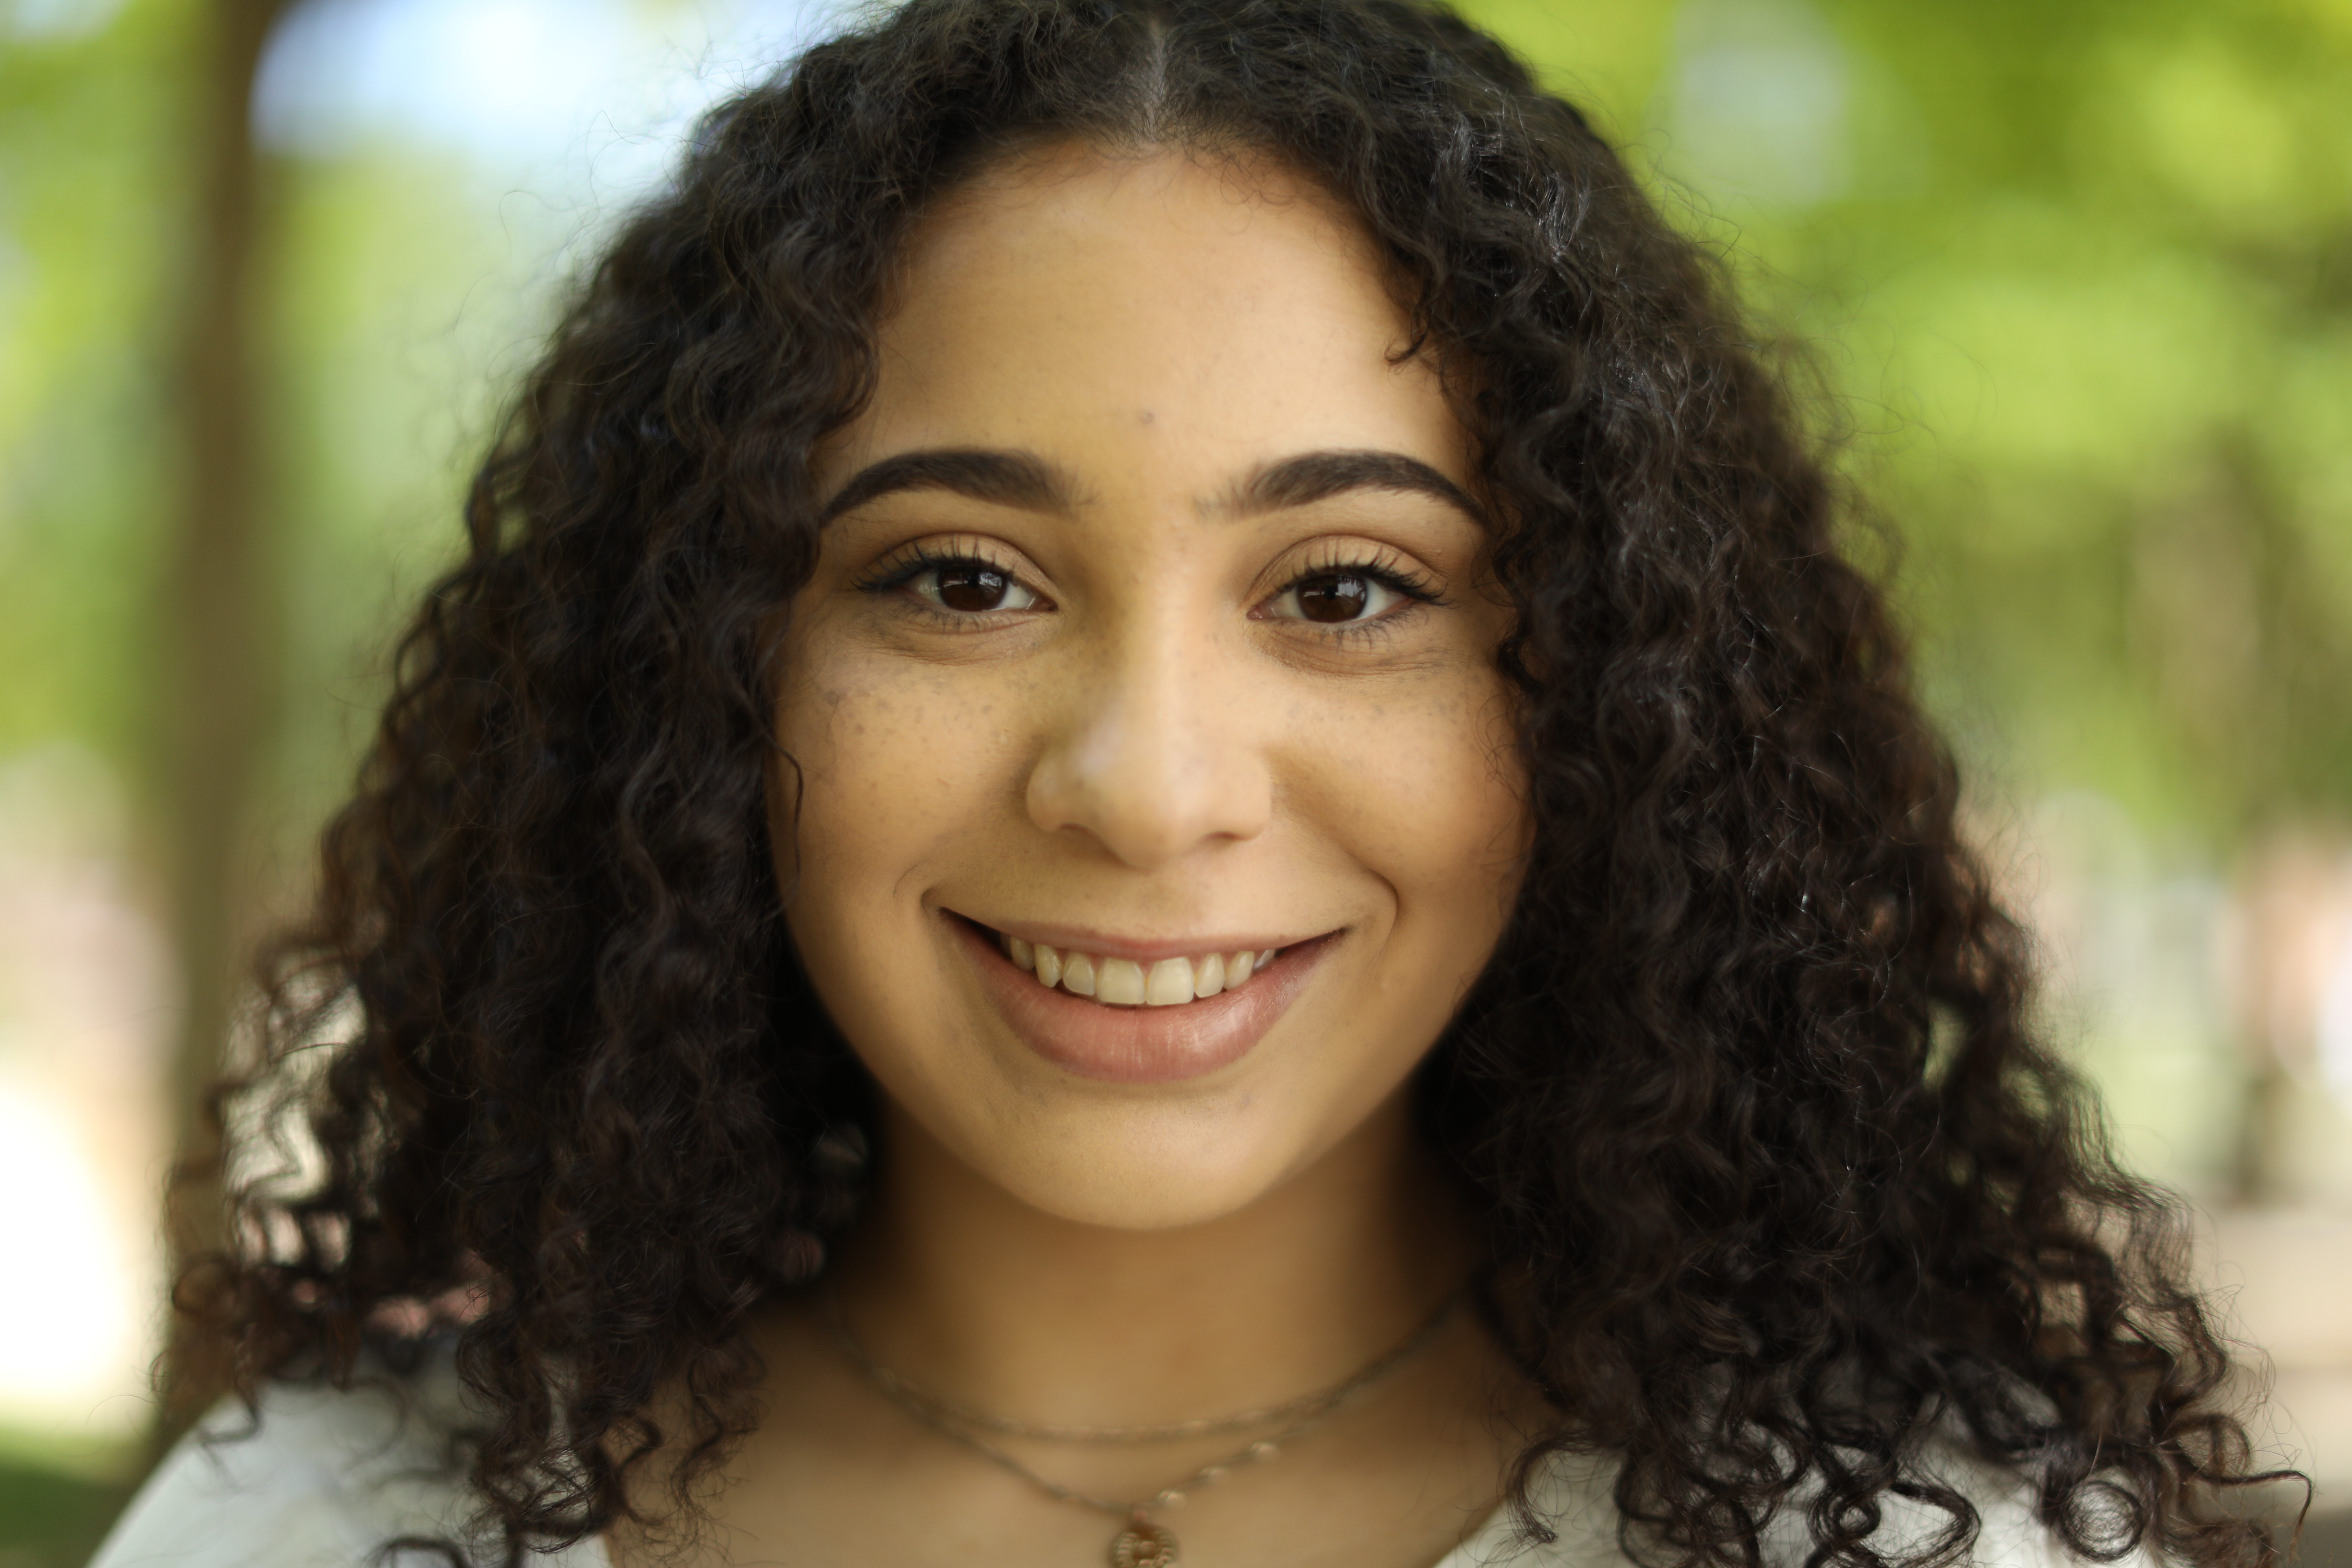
[856,541,1012,590]
[1274,546,1446,639]
[854,541,1446,634]
[853,540,1038,623]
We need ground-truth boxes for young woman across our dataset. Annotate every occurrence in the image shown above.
[96,2,2285,1566]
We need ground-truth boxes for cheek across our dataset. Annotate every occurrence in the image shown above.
[1428,682,1531,885]
[1288,668,1527,973]
[769,634,1021,1100]
[771,634,997,972]
[1313,667,1525,864]
[775,639,1013,880]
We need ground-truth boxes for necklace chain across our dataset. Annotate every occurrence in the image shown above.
[828,1287,1463,1525]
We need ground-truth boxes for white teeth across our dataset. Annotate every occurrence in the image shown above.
[996,931,1290,1007]
[1194,952,1226,997]
[1096,957,1146,1005]
[1145,957,1195,1006]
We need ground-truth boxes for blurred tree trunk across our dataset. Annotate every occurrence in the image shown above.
[157,0,294,1431]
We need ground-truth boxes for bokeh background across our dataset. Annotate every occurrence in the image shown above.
[2,0,2348,1561]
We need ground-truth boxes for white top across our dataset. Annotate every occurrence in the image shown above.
[91,1374,2120,1568]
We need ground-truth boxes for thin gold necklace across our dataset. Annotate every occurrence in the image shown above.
[828,1288,1463,1567]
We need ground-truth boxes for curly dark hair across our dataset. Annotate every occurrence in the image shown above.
[180,1,2293,1564]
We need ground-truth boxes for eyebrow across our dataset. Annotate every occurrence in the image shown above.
[816,445,1484,527]
[817,448,1078,525]
[1220,449,1487,527]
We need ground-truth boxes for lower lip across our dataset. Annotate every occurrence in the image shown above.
[950,916,1333,1084]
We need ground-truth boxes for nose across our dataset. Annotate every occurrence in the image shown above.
[1024,614,1273,870]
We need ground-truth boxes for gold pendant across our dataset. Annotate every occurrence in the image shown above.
[1109,1516,1178,1568]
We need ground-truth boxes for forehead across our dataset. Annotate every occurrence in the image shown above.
[828,142,1465,491]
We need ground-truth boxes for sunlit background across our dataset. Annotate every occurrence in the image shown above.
[2,0,2348,1561]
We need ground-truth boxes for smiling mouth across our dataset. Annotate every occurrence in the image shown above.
[992,932,1284,1007]
[945,914,1334,1083]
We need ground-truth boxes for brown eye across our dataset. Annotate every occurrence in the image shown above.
[904,558,1040,615]
[1263,562,1421,628]
[1292,572,1372,623]
[935,563,1011,611]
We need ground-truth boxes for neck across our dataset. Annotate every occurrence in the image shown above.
[828,1088,1472,1427]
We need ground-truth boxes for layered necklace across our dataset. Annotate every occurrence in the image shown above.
[829,1288,1463,1567]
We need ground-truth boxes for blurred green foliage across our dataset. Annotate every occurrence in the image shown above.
[0,1451,127,1568]
[0,1,190,785]
[3,0,556,856]
[1474,0,2352,845]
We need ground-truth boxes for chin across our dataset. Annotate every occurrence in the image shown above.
[958,1104,1320,1232]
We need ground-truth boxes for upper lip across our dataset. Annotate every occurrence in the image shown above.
[949,911,1324,964]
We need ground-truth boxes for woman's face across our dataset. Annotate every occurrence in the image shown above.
[773,145,1529,1231]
